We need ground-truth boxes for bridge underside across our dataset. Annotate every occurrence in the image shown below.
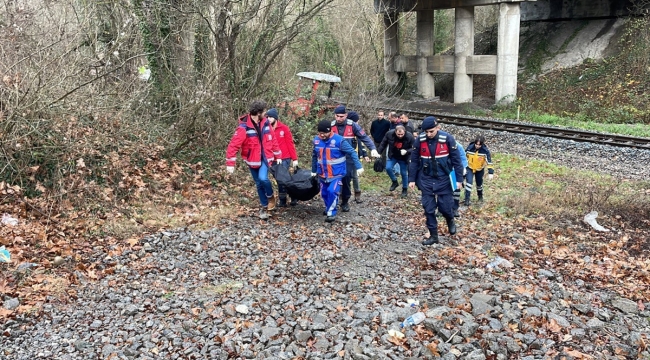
[376,0,532,105]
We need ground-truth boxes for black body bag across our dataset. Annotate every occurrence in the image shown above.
[271,164,320,201]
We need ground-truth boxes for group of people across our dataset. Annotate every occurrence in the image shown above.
[225,100,494,245]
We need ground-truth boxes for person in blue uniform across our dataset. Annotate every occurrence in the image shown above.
[408,116,464,245]
[311,120,364,223]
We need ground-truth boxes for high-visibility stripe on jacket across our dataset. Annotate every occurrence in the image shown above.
[313,134,348,179]
[331,119,357,150]
[225,114,282,168]
[465,143,494,174]
[331,119,356,139]
[416,132,452,178]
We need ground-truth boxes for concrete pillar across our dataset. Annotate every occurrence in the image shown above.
[383,13,400,87]
[454,7,474,104]
[416,11,435,99]
[496,3,520,104]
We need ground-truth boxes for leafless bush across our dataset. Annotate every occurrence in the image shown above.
[502,176,648,227]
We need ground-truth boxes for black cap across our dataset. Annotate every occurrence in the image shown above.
[317,120,332,133]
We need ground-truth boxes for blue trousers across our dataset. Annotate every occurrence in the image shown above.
[465,169,484,201]
[249,162,274,207]
[320,178,342,216]
[386,158,408,188]
[422,192,454,236]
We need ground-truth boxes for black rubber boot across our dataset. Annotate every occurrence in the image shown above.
[401,188,407,198]
[422,233,439,246]
[453,208,460,217]
[289,198,298,207]
[389,180,399,192]
[354,191,363,203]
[278,195,288,207]
[464,198,470,206]
[341,199,350,212]
[478,193,484,202]
[447,218,457,235]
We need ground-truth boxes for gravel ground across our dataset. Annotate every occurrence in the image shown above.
[3,192,650,359]
[2,106,649,359]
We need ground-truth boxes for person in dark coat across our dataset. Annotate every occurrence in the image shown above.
[408,116,464,245]
[370,110,390,150]
[330,105,380,212]
[347,111,368,203]
[399,113,416,136]
[377,125,415,198]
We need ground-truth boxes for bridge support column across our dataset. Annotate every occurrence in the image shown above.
[496,3,520,104]
[416,10,435,99]
[383,12,404,93]
[454,6,474,104]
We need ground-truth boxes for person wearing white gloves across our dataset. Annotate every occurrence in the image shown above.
[312,120,364,223]
[266,108,300,207]
[408,117,465,246]
[225,100,283,218]
[330,105,380,212]
[464,135,495,206]
[377,125,415,198]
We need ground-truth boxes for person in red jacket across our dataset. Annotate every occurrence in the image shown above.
[226,100,283,219]
[266,108,299,207]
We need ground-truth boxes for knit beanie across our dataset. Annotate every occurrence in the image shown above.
[317,120,332,133]
[347,111,359,122]
[334,105,346,114]
[266,108,278,119]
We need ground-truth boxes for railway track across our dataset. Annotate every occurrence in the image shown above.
[364,105,650,150]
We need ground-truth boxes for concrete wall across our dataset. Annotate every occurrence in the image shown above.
[375,0,643,19]
[375,0,531,13]
[521,0,638,21]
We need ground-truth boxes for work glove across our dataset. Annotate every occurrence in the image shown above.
[311,172,317,177]
[370,149,380,158]
[275,159,283,165]
[400,149,407,156]
[357,168,364,176]
[292,160,298,168]
[226,166,235,174]
[488,174,494,180]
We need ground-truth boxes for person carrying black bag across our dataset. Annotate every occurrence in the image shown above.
[377,125,415,198]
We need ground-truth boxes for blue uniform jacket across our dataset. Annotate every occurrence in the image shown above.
[408,131,464,194]
[311,134,362,181]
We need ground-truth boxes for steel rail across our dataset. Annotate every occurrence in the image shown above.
[370,106,650,150]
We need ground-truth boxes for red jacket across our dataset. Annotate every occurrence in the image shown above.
[273,121,298,161]
[226,114,282,168]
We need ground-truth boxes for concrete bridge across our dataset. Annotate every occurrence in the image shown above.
[374,0,642,104]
